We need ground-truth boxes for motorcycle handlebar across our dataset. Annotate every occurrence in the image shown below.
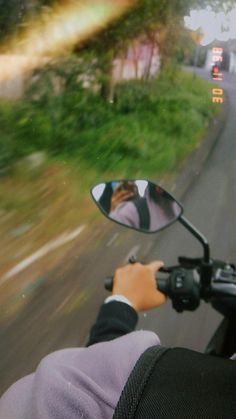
[104,268,176,294]
[104,276,114,292]
[104,264,236,313]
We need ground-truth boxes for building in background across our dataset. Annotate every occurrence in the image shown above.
[113,38,160,82]
[205,40,236,73]
[0,36,161,100]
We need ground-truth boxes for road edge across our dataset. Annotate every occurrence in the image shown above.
[162,97,228,201]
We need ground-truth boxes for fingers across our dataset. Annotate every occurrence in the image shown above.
[114,191,134,202]
[111,190,136,210]
[147,260,164,274]
[113,260,166,312]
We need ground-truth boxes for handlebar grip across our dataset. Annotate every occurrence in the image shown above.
[104,276,114,292]
[156,276,170,295]
[105,271,171,294]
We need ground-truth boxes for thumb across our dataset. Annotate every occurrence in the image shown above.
[147,260,164,275]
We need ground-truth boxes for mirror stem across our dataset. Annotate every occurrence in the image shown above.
[179,216,210,263]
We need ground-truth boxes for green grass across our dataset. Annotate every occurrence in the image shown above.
[0,70,218,178]
[0,68,221,318]
[0,70,219,258]
[0,69,221,314]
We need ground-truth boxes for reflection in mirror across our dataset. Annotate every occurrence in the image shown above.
[91,180,183,233]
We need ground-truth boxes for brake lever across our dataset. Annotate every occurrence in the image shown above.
[104,276,113,291]
[128,255,138,264]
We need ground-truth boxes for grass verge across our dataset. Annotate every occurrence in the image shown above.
[0,70,219,280]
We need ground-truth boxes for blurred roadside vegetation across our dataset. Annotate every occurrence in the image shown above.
[0,64,219,279]
[0,63,218,176]
[0,0,224,277]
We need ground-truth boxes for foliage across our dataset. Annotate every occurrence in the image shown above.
[1,0,235,52]
[80,0,236,67]
[1,0,234,96]
[0,70,218,177]
[0,0,55,44]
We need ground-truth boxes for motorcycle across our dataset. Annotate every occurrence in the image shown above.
[211,63,221,79]
[91,179,236,358]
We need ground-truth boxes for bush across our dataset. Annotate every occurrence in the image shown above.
[0,70,218,177]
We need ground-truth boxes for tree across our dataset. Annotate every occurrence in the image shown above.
[1,0,235,96]
[75,0,188,95]
[0,0,54,44]
[81,0,236,89]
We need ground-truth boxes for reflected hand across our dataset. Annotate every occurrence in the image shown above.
[113,261,166,312]
[111,185,136,211]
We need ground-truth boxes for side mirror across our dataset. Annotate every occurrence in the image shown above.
[91,180,183,233]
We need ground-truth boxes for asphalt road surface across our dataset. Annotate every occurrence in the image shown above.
[1,69,236,395]
[138,69,236,348]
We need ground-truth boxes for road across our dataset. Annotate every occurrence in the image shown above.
[1,69,236,395]
[138,69,236,348]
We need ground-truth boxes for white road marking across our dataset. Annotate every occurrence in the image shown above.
[0,225,86,284]
[106,232,119,247]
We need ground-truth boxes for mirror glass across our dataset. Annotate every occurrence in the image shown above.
[91,180,183,233]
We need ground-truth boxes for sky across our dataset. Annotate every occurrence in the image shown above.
[184,7,236,45]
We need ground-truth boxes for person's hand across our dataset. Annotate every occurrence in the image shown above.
[111,182,137,211]
[111,189,134,211]
[112,261,166,312]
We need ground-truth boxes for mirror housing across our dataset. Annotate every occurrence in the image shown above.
[91,180,183,234]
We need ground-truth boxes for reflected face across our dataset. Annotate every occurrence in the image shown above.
[91,180,183,233]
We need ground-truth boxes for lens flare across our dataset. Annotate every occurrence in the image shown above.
[0,0,136,83]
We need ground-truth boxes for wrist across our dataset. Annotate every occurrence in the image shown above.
[105,294,135,309]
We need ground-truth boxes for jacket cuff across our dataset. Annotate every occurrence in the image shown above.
[86,301,138,346]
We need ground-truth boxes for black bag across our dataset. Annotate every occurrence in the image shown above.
[113,346,236,418]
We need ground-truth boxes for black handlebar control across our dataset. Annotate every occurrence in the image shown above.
[158,268,200,312]
[104,262,236,314]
